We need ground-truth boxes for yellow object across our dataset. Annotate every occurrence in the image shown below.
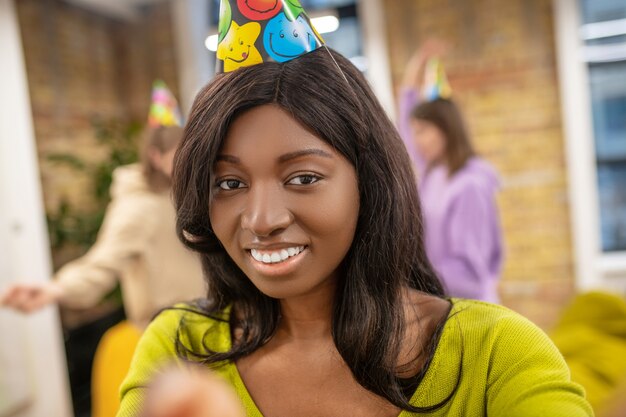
[92,321,142,417]
[551,291,626,415]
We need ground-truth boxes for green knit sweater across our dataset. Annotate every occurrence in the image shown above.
[117,299,593,416]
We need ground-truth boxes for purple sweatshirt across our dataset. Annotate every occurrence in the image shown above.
[398,88,503,303]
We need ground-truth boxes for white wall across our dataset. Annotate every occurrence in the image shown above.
[0,1,73,416]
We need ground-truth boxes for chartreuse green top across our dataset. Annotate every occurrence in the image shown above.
[117,299,593,417]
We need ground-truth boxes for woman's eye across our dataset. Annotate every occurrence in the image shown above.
[218,179,245,190]
[287,175,320,186]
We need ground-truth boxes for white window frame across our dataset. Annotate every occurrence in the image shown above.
[554,0,626,293]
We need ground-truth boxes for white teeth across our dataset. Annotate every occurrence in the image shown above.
[250,246,305,264]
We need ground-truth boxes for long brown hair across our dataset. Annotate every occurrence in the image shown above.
[140,125,183,192]
[171,48,453,412]
[411,98,475,175]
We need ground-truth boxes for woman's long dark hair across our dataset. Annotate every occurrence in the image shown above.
[412,98,476,175]
[172,48,450,412]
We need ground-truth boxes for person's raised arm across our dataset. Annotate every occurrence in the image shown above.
[397,39,448,175]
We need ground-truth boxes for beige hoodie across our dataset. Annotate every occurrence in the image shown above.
[55,164,205,329]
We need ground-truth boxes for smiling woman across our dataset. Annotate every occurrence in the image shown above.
[116,48,593,417]
[210,105,359,299]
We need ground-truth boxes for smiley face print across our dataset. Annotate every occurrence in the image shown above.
[263,13,320,63]
[217,21,263,72]
[237,0,282,20]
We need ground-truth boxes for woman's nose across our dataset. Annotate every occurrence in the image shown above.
[240,184,293,237]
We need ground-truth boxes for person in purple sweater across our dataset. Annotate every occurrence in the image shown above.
[398,42,503,303]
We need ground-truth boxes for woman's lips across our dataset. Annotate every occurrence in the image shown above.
[247,246,308,277]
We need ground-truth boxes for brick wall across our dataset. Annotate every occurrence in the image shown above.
[385,0,573,328]
[16,0,180,266]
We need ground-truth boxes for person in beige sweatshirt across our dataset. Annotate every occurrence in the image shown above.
[0,126,205,329]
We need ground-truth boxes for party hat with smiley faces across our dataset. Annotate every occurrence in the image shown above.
[216,0,325,73]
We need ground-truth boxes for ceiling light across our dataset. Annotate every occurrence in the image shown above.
[205,34,218,52]
[311,15,339,34]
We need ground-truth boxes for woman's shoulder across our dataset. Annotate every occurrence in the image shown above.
[441,299,593,416]
[447,158,500,202]
[449,298,542,334]
[447,298,562,362]
[144,301,233,356]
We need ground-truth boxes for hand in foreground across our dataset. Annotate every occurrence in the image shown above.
[0,282,63,313]
[142,364,246,417]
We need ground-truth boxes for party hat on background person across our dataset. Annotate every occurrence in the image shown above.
[216,0,325,73]
[147,80,183,127]
[422,57,453,101]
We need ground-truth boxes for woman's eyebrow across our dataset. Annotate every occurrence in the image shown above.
[278,149,334,163]
[216,154,239,163]
[216,149,333,164]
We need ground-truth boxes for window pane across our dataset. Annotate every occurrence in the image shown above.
[590,62,626,160]
[580,0,626,24]
[589,62,626,251]
[580,0,626,252]
[597,164,626,251]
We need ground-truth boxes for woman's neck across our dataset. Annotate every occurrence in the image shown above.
[276,279,336,341]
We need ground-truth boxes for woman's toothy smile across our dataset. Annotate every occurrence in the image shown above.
[250,246,306,264]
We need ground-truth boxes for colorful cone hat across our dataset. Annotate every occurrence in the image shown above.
[422,57,453,101]
[147,80,183,127]
[216,0,325,73]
